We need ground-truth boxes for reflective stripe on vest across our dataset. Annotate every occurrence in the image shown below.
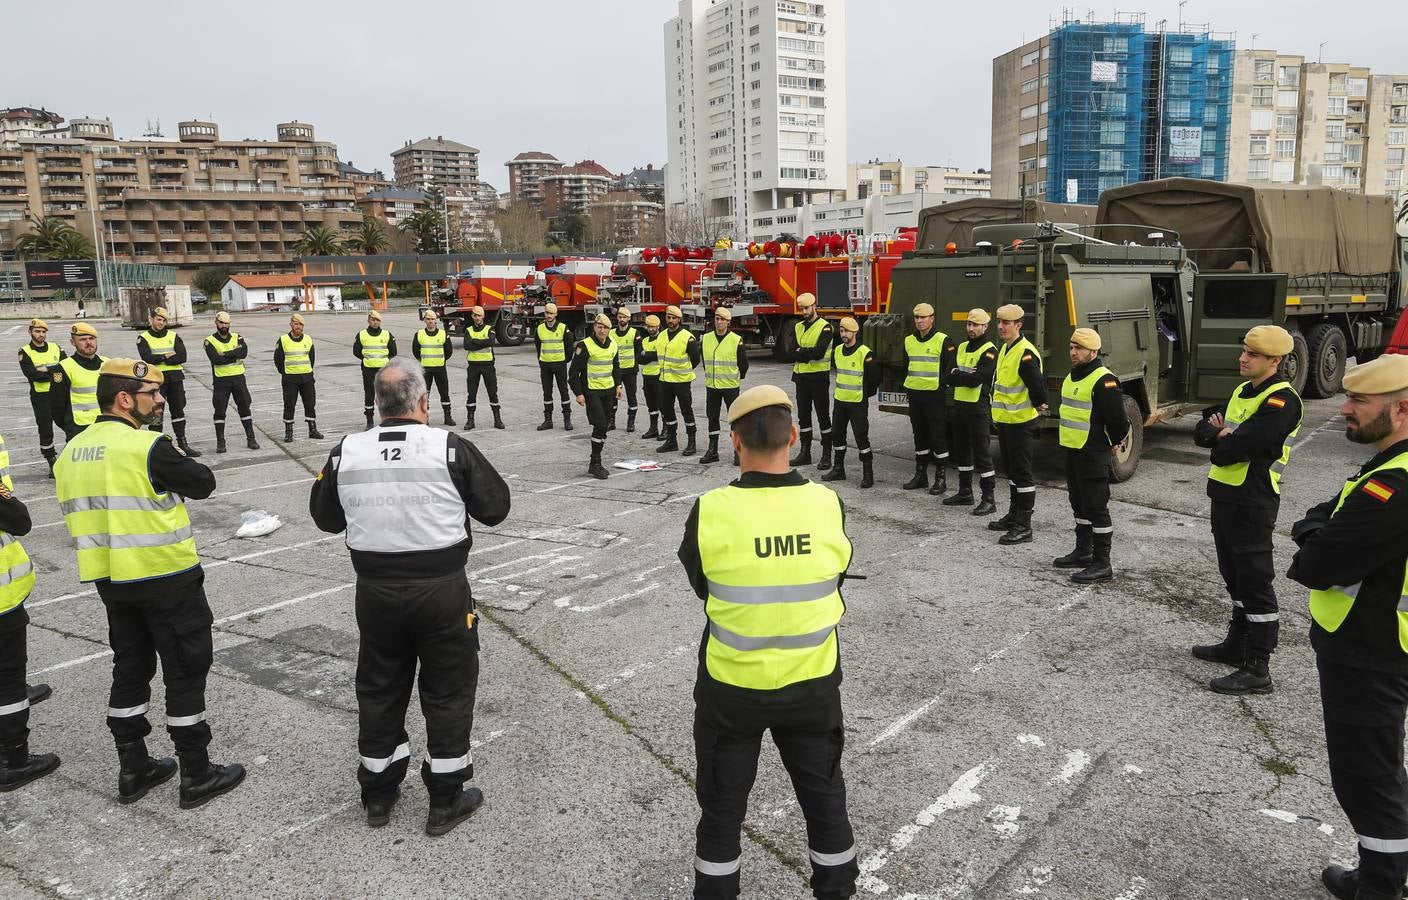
[833,343,870,404]
[1308,451,1408,653]
[336,424,468,553]
[697,482,852,690]
[585,338,617,391]
[953,340,995,404]
[279,333,314,375]
[1059,366,1115,449]
[903,330,947,391]
[537,322,567,363]
[358,330,391,369]
[417,329,447,367]
[703,331,742,389]
[660,329,696,384]
[206,333,245,377]
[613,327,638,370]
[59,356,105,426]
[465,325,494,363]
[21,343,62,393]
[793,318,831,375]
[1208,380,1302,493]
[0,436,34,615]
[139,331,182,372]
[53,421,198,584]
[992,337,1040,424]
[640,333,666,377]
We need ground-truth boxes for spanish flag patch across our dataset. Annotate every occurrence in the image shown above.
[1362,479,1395,503]
[983,352,996,360]
[1022,353,1033,362]
[1266,396,1287,408]
[1103,379,1118,388]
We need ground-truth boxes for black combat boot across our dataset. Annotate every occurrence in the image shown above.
[1316,865,1403,900]
[1072,532,1114,584]
[656,426,679,453]
[0,743,60,793]
[626,409,637,433]
[860,455,874,488]
[43,448,57,478]
[365,788,399,828]
[999,509,1033,545]
[1191,622,1249,666]
[173,422,201,458]
[641,414,660,440]
[537,405,554,431]
[821,449,847,483]
[492,406,505,429]
[26,683,50,705]
[816,439,833,471]
[284,422,295,443]
[426,786,484,836]
[902,457,928,490]
[927,464,947,497]
[178,750,247,810]
[682,428,697,457]
[214,423,228,454]
[972,476,998,516]
[443,404,455,427]
[1209,650,1273,695]
[943,471,974,506]
[588,445,609,480]
[307,421,324,440]
[364,411,374,431]
[117,740,177,804]
[464,408,476,431]
[243,422,260,450]
[1053,526,1095,568]
[699,435,719,464]
[988,487,1019,531]
[562,403,574,432]
[790,438,813,467]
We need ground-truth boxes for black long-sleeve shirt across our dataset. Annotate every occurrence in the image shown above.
[0,491,31,539]
[464,325,496,361]
[568,335,624,395]
[50,352,104,437]
[834,342,879,399]
[352,327,397,363]
[1289,438,1408,673]
[1064,358,1131,455]
[308,418,512,580]
[997,337,1048,409]
[136,329,188,375]
[18,342,66,395]
[412,329,454,364]
[273,333,317,378]
[90,414,217,603]
[204,330,250,378]
[900,328,959,392]
[637,331,661,368]
[532,321,574,362]
[1193,379,1303,509]
[677,469,849,705]
[948,338,998,405]
[790,317,834,385]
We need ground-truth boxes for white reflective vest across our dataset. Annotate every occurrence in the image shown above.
[335,423,467,554]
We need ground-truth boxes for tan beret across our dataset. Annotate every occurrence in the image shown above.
[594,313,611,327]
[366,309,382,321]
[1343,355,1408,395]
[215,311,232,324]
[1244,324,1293,357]
[665,305,682,317]
[966,308,991,325]
[471,306,485,315]
[714,307,732,321]
[616,306,631,317]
[152,307,170,320]
[838,316,860,333]
[423,309,438,320]
[727,384,795,424]
[29,318,48,330]
[1071,327,1102,351]
[290,313,305,325]
[98,357,164,386]
[796,293,816,309]
[543,302,557,314]
[644,314,661,328]
[913,302,935,317]
[71,323,98,337]
[996,303,1025,322]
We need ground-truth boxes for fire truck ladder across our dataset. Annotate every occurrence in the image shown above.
[847,233,883,306]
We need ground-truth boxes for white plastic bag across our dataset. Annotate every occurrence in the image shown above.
[236,509,283,538]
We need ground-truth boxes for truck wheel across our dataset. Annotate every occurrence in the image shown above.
[1108,395,1143,483]
[772,319,798,362]
[1281,329,1310,395]
[1305,322,1347,398]
[495,314,526,347]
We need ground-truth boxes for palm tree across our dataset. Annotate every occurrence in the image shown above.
[292,225,344,257]
[15,215,93,260]
[398,209,444,255]
[50,230,95,260]
[345,217,390,255]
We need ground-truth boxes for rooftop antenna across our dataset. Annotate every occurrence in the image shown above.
[1251,32,1259,51]
[143,118,162,137]
[1178,0,1186,31]
[1318,41,1328,63]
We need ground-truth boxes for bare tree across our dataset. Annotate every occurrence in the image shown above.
[494,202,550,253]
[664,195,731,246]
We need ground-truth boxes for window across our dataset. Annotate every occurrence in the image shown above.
[1272,160,1294,182]
[1325,142,1344,162]
[1328,96,1346,116]
[1204,279,1276,319]
[1166,99,1191,121]
[1329,73,1347,92]
[1020,104,1038,120]
[1322,164,1343,182]
[1253,59,1275,81]
[1250,109,1273,131]
[1018,131,1038,147]
[1167,44,1192,65]
[1099,150,1123,171]
[1201,159,1218,178]
[879,183,893,194]
[1277,90,1298,108]
[1021,50,1039,67]
[1252,86,1273,108]
[1247,158,1270,180]
[1275,139,1296,158]
[1276,115,1297,134]
[1388,170,1403,189]
[1100,120,1125,145]
[1278,65,1300,87]
[1249,136,1268,155]
[1389,129,1406,146]
[1347,144,1364,163]
[1020,77,1038,93]
[1326,122,1345,140]
[1389,148,1406,165]
[1347,77,1368,97]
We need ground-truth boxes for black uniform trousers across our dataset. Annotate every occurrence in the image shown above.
[212,375,253,429]
[793,374,832,448]
[705,387,740,437]
[29,391,55,459]
[906,390,948,465]
[0,607,31,750]
[281,375,317,425]
[950,404,994,477]
[355,570,479,806]
[1319,657,1408,896]
[660,380,697,430]
[1064,449,1112,533]
[585,389,614,460]
[98,574,215,766]
[694,685,857,900]
[159,374,188,434]
[423,366,451,409]
[360,366,378,418]
[613,368,639,421]
[539,361,569,405]
[1210,501,1279,653]
[466,363,500,412]
[830,399,871,458]
[642,374,662,416]
[996,421,1036,511]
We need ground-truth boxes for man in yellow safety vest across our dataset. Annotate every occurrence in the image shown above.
[412,309,455,426]
[354,309,396,430]
[136,307,200,457]
[51,322,106,443]
[699,307,749,465]
[273,313,322,443]
[17,318,64,474]
[203,311,259,452]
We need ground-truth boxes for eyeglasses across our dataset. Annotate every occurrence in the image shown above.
[134,388,163,398]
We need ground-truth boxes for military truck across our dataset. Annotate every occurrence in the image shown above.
[867,180,1405,481]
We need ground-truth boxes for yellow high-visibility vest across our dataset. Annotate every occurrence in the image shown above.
[640,332,666,377]
[1207,380,1301,493]
[206,332,245,378]
[139,330,182,373]
[613,326,638,370]
[58,356,106,426]
[20,343,62,394]
[537,322,567,363]
[279,333,314,375]
[992,337,1041,425]
[584,338,617,391]
[703,330,742,390]
[417,328,447,368]
[903,330,947,392]
[1059,365,1116,449]
[953,340,995,405]
[465,324,494,364]
[793,318,831,376]
[357,329,391,369]
[660,329,696,384]
[833,344,870,403]
[0,433,35,615]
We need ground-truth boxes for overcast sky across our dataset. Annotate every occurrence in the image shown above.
[7,1,1406,186]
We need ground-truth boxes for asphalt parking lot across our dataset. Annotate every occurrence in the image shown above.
[0,309,1380,899]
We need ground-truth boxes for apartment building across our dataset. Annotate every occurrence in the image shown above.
[0,107,64,149]
[589,190,664,246]
[0,118,362,279]
[505,151,565,210]
[391,137,481,193]
[664,0,848,239]
[338,161,392,199]
[541,160,615,218]
[1229,51,1407,209]
[848,161,990,200]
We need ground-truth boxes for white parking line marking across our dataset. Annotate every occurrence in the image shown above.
[214,583,354,625]
[1014,865,1055,895]
[1112,875,1149,900]
[987,804,1022,837]
[566,583,658,613]
[1016,734,1046,748]
[869,696,943,747]
[593,644,691,692]
[1049,749,1092,785]
[858,762,992,894]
